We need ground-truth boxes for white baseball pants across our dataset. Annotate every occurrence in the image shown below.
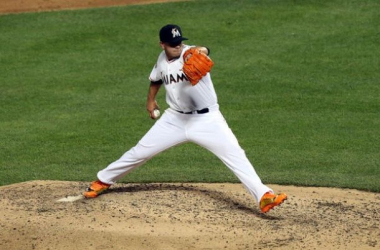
[97,107,272,203]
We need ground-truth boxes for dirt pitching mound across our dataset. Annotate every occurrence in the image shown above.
[0,181,379,250]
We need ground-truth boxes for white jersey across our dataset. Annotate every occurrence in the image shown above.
[149,45,218,112]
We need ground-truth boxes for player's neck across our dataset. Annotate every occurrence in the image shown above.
[167,55,180,61]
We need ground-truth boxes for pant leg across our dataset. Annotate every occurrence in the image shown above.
[187,111,272,203]
[97,111,187,184]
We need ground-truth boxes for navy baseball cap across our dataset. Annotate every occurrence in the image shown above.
[159,24,188,44]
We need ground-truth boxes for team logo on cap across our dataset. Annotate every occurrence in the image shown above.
[172,28,181,38]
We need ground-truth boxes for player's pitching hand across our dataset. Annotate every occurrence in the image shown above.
[148,108,160,119]
[147,101,160,120]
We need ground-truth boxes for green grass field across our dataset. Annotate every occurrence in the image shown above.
[1,0,379,191]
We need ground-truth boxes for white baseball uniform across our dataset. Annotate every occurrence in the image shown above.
[97,45,272,203]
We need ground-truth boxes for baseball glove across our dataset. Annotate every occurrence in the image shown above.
[182,48,214,85]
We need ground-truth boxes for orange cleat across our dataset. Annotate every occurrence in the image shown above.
[260,192,287,213]
[83,180,111,198]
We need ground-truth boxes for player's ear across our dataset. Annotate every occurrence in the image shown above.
[159,42,165,50]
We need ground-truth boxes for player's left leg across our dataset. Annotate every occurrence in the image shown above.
[188,111,286,211]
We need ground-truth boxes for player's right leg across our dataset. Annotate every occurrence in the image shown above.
[84,180,111,198]
[84,110,187,198]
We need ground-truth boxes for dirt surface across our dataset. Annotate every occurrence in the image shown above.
[0,0,188,14]
[0,181,379,250]
[1,1,380,249]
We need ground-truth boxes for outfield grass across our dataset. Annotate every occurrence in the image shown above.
[1,0,379,191]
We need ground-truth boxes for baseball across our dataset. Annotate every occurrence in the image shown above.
[153,109,160,118]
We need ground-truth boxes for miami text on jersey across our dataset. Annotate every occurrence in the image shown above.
[162,72,188,85]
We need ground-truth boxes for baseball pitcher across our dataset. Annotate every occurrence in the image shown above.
[84,24,287,213]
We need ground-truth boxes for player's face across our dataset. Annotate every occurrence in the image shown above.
[160,42,183,60]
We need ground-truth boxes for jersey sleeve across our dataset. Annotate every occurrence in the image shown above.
[149,51,165,83]
[149,63,161,82]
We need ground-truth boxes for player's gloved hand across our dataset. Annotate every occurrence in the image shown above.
[182,48,214,86]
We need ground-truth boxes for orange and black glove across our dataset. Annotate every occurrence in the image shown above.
[182,48,214,86]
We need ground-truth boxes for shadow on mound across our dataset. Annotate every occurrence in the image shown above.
[107,183,281,220]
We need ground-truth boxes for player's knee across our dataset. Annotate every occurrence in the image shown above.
[127,144,157,160]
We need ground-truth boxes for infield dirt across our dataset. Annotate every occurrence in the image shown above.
[1,1,379,249]
[0,181,379,250]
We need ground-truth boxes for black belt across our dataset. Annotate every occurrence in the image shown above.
[177,108,209,114]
